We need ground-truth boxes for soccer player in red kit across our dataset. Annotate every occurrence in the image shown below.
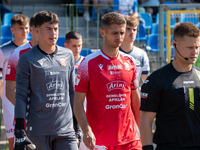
[74,12,142,150]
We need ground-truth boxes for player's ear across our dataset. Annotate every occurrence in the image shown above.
[35,27,40,35]
[10,27,14,34]
[100,29,105,38]
[64,42,68,48]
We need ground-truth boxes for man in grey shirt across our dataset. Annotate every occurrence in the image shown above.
[14,10,78,150]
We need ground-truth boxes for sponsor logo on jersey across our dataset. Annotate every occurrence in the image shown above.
[183,81,194,84]
[141,92,148,99]
[46,81,64,91]
[106,81,127,91]
[75,64,79,69]
[98,64,103,70]
[75,72,81,85]
[60,58,67,67]
[105,104,127,109]
[135,59,140,66]
[46,102,66,108]
[110,71,121,75]
[108,64,122,70]
[49,71,60,75]
[124,62,130,71]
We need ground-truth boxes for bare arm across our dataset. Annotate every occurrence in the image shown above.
[0,78,3,99]
[131,87,141,128]
[6,80,15,105]
[4,0,10,4]
[140,111,156,146]
[141,74,149,83]
[74,91,96,150]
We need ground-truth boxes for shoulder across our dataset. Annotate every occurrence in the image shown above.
[119,51,135,63]
[82,49,102,63]
[133,46,148,58]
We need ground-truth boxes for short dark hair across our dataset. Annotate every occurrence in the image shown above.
[65,30,82,44]
[11,14,29,26]
[101,12,126,30]
[124,15,139,27]
[173,22,200,40]
[34,10,59,27]
[29,14,37,27]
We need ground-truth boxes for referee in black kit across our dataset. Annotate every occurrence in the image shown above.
[140,22,200,150]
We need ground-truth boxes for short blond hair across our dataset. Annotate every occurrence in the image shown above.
[124,15,139,27]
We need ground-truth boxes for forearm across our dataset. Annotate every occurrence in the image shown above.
[6,81,16,105]
[131,89,141,127]
[0,79,3,99]
[140,113,154,146]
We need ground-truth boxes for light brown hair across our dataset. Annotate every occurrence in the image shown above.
[11,14,29,26]
[124,15,139,27]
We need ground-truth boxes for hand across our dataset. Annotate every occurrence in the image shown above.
[83,129,96,150]
[14,129,36,150]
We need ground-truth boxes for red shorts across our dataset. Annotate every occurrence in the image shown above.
[107,140,142,150]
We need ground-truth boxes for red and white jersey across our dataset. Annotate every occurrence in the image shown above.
[75,49,140,146]
[6,41,32,81]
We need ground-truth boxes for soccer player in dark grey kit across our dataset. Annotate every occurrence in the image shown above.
[14,10,78,150]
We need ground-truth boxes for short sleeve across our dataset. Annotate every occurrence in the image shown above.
[140,73,162,112]
[75,58,89,93]
[142,52,150,75]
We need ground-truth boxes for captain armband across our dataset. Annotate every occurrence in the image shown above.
[131,79,138,90]
[0,71,2,79]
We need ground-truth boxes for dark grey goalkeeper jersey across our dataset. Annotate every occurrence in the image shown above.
[15,45,75,138]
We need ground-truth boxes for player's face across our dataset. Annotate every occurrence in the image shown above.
[101,24,126,48]
[36,22,58,46]
[175,35,200,64]
[124,25,137,43]
[65,38,83,57]
[11,23,29,40]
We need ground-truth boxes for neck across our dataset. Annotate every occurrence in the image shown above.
[30,38,38,47]
[102,44,119,57]
[120,41,134,53]
[74,55,80,62]
[172,58,192,72]
[38,43,56,54]
[12,39,27,46]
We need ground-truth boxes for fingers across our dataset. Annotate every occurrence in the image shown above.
[27,144,36,150]
[83,132,96,150]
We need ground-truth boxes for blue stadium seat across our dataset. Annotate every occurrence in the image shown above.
[1,37,12,45]
[3,13,18,26]
[56,37,65,47]
[80,48,92,56]
[156,12,176,29]
[1,25,12,37]
[151,23,158,34]
[135,24,147,41]
[179,13,199,27]
[139,12,152,30]
[146,34,166,52]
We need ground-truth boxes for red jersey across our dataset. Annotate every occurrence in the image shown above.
[6,41,32,81]
[75,49,140,146]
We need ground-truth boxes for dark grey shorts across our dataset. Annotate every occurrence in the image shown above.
[28,135,78,150]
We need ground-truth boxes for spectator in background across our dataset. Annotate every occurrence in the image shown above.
[140,0,160,16]
[83,0,91,21]
[113,0,138,16]
[93,0,112,20]
[1,0,11,21]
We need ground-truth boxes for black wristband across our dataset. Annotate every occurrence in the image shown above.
[142,145,154,150]
[15,118,25,130]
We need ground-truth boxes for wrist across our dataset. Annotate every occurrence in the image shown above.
[142,145,153,150]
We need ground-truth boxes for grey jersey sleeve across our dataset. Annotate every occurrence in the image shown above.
[69,53,75,114]
[15,54,30,119]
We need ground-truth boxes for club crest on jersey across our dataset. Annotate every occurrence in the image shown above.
[98,64,103,70]
[106,81,127,91]
[135,59,140,66]
[124,62,130,71]
[60,58,67,67]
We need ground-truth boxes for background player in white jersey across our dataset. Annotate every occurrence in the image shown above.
[0,14,29,150]
[6,13,39,105]
[74,12,141,150]
[14,10,78,150]
[64,30,86,150]
[120,15,150,85]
